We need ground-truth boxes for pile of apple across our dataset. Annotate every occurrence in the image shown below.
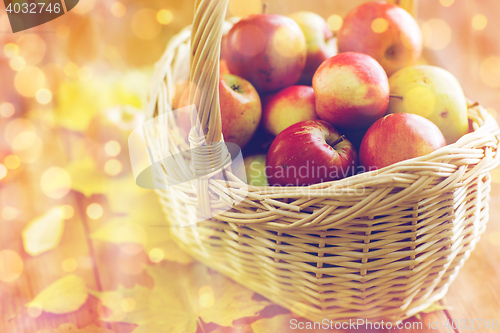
[174,1,470,187]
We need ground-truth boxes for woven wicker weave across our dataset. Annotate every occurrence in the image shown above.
[145,0,500,322]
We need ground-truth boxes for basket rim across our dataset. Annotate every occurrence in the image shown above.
[223,104,500,191]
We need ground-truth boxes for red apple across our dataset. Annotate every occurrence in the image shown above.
[225,14,307,93]
[263,85,318,136]
[313,52,389,129]
[337,1,422,76]
[266,120,358,186]
[289,11,337,85]
[177,73,261,149]
[359,113,446,170]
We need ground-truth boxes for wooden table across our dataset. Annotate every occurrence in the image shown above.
[1,179,499,333]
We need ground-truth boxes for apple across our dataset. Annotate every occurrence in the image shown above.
[312,52,389,129]
[243,154,268,186]
[263,85,318,136]
[289,11,337,85]
[337,1,422,76]
[266,120,358,186]
[177,73,261,149]
[387,65,469,144]
[225,14,307,93]
[359,113,446,170]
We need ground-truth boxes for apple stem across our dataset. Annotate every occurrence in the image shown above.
[330,135,345,148]
[263,2,268,14]
[390,95,403,100]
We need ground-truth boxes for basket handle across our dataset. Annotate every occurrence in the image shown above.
[188,0,230,145]
[188,0,417,146]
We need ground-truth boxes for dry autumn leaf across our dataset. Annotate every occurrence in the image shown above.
[26,274,89,314]
[22,207,65,256]
[90,192,192,264]
[65,158,109,197]
[36,323,113,333]
[92,262,269,333]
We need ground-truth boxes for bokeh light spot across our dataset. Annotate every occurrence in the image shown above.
[2,207,18,221]
[104,140,121,157]
[489,231,500,246]
[422,19,451,50]
[104,159,123,176]
[327,15,343,31]
[480,56,500,88]
[9,56,26,71]
[86,203,103,220]
[121,298,136,313]
[371,18,389,33]
[59,205,75,219]
[472,14,487,31]
[36,89,52,105]
[156,9,173,25]
[17,34,46,65]
[0,164,6,180]
[41,167,72,199]
[439,0,454,7]
[4,155,20,169]
[111,2,126,17]
[12,131,38,152]
[14,66,46,97]
[229,0,262,17]
[62,258,78,272]
[148,248,164,263]
[27,304,42,318]
[132,9,162,40]
[3,43,19,57]
[0,250,23,282]
[5,118,35,145]
[199,286,214,308]
[0,103,15,118]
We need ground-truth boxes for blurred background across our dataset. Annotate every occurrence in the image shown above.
[1,0,500,332]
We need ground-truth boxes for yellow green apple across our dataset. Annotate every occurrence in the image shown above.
[243,154,268,186]
[263,85,317,136]
[289,11,337,85]
[387,65,468,144]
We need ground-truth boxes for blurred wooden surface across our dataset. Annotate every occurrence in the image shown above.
[1,183,499,333]
[2,0,500,332]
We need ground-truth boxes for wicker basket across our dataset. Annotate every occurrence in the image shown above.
[144,0,500,322]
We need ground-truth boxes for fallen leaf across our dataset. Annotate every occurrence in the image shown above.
[26,274,89,314]
[36,323,113,333]
[65,158,108,197]
[92,262,269,333]
[90,192,192,264]
[22,207,65,256]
